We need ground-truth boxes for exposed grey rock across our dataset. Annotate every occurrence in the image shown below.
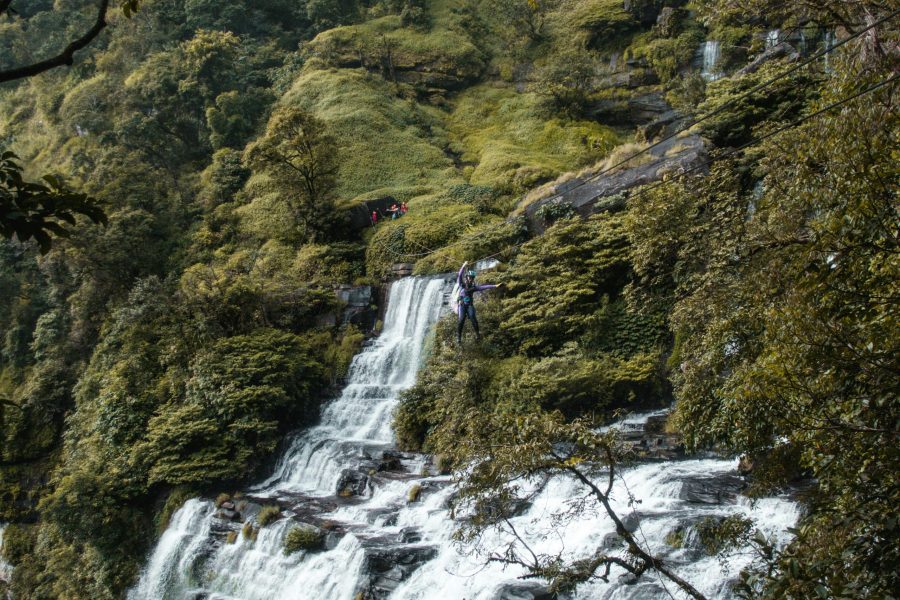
[391,263,415,277]
[680,473,747,504]
[398,527,422,544]
[523,135,707,234]
[377,450,403,472]
[337,468,370,497]
[361,543,439,599]
[495,581,557,600]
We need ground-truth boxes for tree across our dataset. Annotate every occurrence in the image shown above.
[244,106,339,241]
[488,0,558,41]
[627,52,899,597]
[434,409,710,599]
[0,151,106,253]
[531,46,596,117]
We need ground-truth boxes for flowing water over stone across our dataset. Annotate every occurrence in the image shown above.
[701,41,722,81]
[0,524,12,587]
[131,275,799,600]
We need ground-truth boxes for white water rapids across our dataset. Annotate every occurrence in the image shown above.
[130,275,799,600]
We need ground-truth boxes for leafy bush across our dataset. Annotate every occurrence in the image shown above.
[257,505,282,526]
[283,525,325,553]
[136,329,327,486]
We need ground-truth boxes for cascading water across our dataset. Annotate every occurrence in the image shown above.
[823,30,835,71]
[130,276,448,600]
[131,277,799,600]
[701,41,722,81]
[766,29,780,48]
[0,524,12,587]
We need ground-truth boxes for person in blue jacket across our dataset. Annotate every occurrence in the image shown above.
[455,261,502,343]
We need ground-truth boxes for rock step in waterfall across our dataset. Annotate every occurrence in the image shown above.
[131,274,799,600]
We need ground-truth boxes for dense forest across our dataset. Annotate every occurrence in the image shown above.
[0,0,896,598]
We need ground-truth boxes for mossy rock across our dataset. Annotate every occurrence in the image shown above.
[407,483,422,503]
[283,524,325,555]
[257,505,282,527]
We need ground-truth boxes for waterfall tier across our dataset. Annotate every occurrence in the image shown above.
[131,276,798,600]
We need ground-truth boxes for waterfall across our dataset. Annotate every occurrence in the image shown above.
[130,276,449,600]
[766,29,780,48]
[0,523,12,586]
[132,277,799,599]
[701,41,722,81]
[823,30,835,71]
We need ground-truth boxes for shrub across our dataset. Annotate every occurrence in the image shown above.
[535,201,576,226]
[257,505,282,526]
[241,521,256,540]
[283,525,325,554]
[407,483,422,502]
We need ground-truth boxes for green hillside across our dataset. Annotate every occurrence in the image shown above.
[0,0,896,598]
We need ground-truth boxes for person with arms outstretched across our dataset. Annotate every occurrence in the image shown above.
[454,261,502,344]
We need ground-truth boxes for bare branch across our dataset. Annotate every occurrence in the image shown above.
[0,0,110,83]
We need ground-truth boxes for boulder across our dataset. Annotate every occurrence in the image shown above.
[377,451,403,472]
[680,473,746,504]
[494,582,556,600]
[391,263,415,277]
[337,468,370,497]
[361,543,439,598]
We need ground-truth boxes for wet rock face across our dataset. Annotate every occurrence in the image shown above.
[337,468,370,497]
[681,473,747,504]
[359,542,439,599]
[523,135,707,234]
[495,581,557,600]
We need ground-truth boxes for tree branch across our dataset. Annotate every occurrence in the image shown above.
[0,0,110,83]
[563,459,710,600]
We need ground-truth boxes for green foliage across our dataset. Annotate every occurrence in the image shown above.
[278,67,457,203]
[307,13,484,81]
[630,55,899,597]
[484,0,559,41]
[695,515,754,556]
[283,524,324,553]
[534,200,575,226]
[137,329,327,486]
[179,245,341,335]
[530,46,596,117]
[244,106,339,242]
[498,213,631,354]
[561,0,636,49]
[628,24,705,83]
[257,504,282,526]
[207,88,275,150]
[0,151,106,252]
[693,60,819,147]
